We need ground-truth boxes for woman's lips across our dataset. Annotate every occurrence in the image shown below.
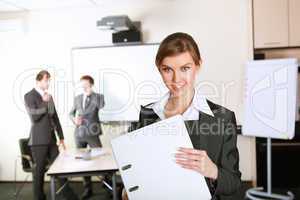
[170,82,186,90]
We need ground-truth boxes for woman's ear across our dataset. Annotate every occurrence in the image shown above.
[196,60,202,72]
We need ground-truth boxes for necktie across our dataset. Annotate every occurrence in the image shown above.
[84,96,90,110]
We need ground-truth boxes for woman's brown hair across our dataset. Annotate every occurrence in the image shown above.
[155,32,202,67]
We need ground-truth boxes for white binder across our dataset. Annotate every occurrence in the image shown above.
[111,115,211,200]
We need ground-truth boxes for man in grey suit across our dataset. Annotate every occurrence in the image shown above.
[69,75,105,199]
[24,70,77,200]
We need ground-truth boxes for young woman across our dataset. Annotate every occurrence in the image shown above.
[122,32,241,200]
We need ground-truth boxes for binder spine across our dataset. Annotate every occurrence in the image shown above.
[121,164,139,193]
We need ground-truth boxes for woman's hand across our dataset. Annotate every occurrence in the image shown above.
[175,147,218,180]
[122,188,129,200]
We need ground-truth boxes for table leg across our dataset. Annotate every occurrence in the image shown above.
[112,173,118,200]
[50,176,56,200]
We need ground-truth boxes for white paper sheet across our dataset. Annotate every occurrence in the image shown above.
[111,115,211,200]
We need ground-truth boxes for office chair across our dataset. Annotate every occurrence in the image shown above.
[14,138,32,199]
[14,138,50,199]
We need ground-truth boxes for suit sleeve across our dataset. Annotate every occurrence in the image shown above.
[214,111,242,196]
[49,98,64,140]
[24,93,48,123]
[69,97,77,125]
[99,94,105,109]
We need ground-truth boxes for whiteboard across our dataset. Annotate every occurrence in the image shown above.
[71,44,167,121]
[242,58,298,139]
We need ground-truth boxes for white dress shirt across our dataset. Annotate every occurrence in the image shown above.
[82,92,92,109]
[151,89,215,120]
[34,86,46,97]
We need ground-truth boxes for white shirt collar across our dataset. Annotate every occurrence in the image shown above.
[82,91,93,108]
[83,91,93,97]
[151,89,215,120]
[34,86,45,97]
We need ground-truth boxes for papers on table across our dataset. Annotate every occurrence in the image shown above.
[56,151,95,171]
[73,147,106,160]
[91,147,106,157]
[49,148,107,171]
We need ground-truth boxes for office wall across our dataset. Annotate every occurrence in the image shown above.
[0,0,255,181]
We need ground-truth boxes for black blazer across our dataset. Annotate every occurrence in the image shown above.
[24,88,64,146]
[129,99,241,200]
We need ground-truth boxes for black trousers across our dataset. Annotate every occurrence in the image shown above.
[75,135,102,191]
[30,144,76,200]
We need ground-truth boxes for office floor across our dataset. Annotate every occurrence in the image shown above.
[0,181,299,200]
[0,181,112,200]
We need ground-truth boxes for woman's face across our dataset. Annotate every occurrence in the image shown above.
[158,51,200,97]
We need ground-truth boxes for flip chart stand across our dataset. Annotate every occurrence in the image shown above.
[246,138,294,200]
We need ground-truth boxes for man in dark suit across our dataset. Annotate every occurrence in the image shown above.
[69,75,105,199]
[24,70,77,200]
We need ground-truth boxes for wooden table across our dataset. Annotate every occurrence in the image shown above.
[47,147,119,200]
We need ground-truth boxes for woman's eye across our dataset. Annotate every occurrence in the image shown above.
[162,67,171,73]
[181,66,190,72]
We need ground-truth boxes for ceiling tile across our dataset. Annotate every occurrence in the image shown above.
[0,1,23,11]
[1,0,94,10]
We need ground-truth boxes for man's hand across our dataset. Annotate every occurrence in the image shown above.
[42,92,51,102]
[175,147,218,180]
[58,139,66,151]
[74,116,83,126]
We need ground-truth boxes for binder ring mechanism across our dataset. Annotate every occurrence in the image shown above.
[121,164,139,193]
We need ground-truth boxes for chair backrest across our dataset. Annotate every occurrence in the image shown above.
[19,138,32,172]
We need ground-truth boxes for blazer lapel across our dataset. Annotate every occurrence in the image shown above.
[84,93,96,112]
[203,100,224,162]
[140,105,160,125]
[79,94,84,111]
[184,111,213,151]
[32,88,43,103]
[186,100,223,162]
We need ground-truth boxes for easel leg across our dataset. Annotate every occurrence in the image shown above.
[246,138,294,200]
